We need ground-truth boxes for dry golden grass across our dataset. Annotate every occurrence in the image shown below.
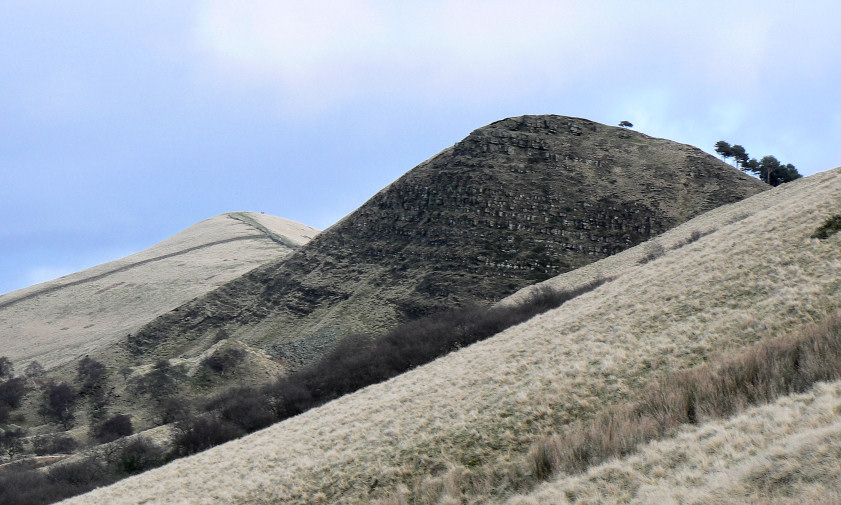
[523,311,841,484]
[62,168,841,505]
[0,213,317,369]
[507,380,841,505]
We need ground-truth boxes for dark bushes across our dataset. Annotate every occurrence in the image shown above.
[172,414,242,456]
[32,433,77,455]
[0,460,112,505]
[117,437,166,474]
[76,357,106,397]
[0,356,13,380]
[38,382,77,428]
[0,377,25,409]
[0,468,52,505]
[176,279,610,456]
[93,414,133,443]
[0,426,26,459]
[205,386,275,432]
[0,436,165,505]
[269,279,610,413]
[47,459,110,488]
[0,377,26,423]
[155,395,192,424]
[200,348,245,374]
[131,359,180,397]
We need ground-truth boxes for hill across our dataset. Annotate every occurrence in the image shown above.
[0,212,318,370]
[126,115,767,367]
[60,168,841,502]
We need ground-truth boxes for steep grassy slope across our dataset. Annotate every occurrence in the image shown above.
[62,167,841,505]
[127,115,766,366]
[508,380,841,505]
[0,212,318,369]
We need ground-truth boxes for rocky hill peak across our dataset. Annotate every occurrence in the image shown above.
[127,115,767,366]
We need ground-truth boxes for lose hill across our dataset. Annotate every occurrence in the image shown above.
[127,115,767,368]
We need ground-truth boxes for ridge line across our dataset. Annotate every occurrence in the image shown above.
[0,234,271,311]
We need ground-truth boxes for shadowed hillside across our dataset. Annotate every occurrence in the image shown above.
[127,115,767,366]
[60,167,841,505]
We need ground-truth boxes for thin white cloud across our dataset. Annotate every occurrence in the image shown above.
[189,1,632,108]
[189,1,829,112]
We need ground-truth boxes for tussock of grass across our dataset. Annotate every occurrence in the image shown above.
[528,311,841,479]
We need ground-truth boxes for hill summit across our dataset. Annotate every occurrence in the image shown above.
[128,115,767,365]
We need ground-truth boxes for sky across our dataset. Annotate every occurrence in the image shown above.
[2,1,841,295]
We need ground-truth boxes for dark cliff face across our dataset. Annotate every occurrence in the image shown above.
[127,115,767,364]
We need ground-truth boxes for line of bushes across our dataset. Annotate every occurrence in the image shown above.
[528,311,841,480]
[174,278,611,456]
[0,436,165,505]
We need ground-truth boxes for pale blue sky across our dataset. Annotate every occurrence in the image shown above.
[2,1,840,294]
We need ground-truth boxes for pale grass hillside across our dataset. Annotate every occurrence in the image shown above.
[0,212,318,369]
[507,380,841,505]
[63,167,841,505]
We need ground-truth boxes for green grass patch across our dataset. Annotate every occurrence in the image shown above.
[812,214,841,239]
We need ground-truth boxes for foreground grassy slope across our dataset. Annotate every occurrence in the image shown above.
[508,379,841,505]
[64,167,841,504]
[0,212,318,369]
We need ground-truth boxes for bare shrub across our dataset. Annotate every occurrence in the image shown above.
[638,242,665,264]
[172,414,242,456]
[129,359,184,407]
[156,395,192,424]
[0,459,115,505]
[39,381,77,428]
[24,361,44,380]
[0,437,162,504]
[32,433,77,455]
[205,386,274,432]
[0,356,13,380]
[93,414,134,443]
[47,458,110,487]
[671,229,714,250]
[0,427,25,459]
[0,377,25,410]
[200,348,246,374]
[116,437,165,474]
[0,468,50,505]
